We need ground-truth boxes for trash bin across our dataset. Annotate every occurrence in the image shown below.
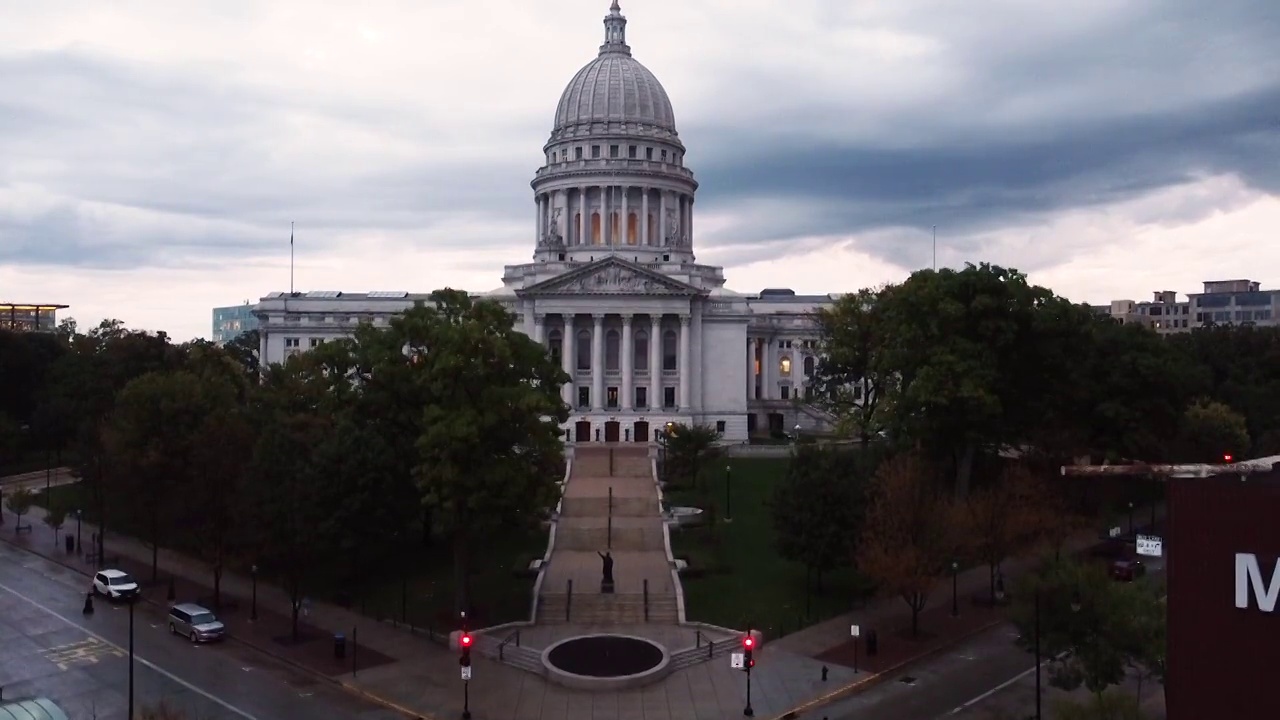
[65,535,75,554]
[866,629,878,656]
[333,633,346,660]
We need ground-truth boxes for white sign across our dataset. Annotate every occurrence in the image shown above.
[1109,526,1122,538]
[1136,534,1163,557]
[1236,553,1280,613]
[730,652,744,669]
[461,666,472,681]
[849,624,861,638]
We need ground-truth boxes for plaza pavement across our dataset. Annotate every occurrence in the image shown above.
[0,463,1160,720]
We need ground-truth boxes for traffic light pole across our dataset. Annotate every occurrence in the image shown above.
[743,627,755,717]
[460,611,472,720]
[463,680,471,720]
[744,663,753,717]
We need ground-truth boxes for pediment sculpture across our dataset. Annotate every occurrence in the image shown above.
[560,265,663,294]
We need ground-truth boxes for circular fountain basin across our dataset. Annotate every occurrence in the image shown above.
[542,634,671,690]
[665,506,705,526]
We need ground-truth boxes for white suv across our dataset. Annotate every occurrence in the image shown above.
[92,569,140,602]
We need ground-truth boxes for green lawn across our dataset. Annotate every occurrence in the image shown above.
[667,457,873,640]
[30,480,544,630]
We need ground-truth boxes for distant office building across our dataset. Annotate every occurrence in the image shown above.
[212,302,259,344]
[1092,279,1278,333]
[0,302,68,333]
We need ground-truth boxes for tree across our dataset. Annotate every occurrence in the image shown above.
[5,487,34,530]
[0,412,19,469]
[406,290,569,612]
[43,500,68,545]
[662,423,719,489]
[960,463,1049,602]
[771,445,869,595]
[1176,398,1250,462]
[1052,691,1153,720]
[858,452,959,637]
[223,328,261,378]
[184,402,255,609]
[812,288,892,443]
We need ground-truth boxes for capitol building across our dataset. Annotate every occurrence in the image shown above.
[255,2,839,442]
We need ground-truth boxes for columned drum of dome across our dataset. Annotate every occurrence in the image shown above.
[531,1,698,266]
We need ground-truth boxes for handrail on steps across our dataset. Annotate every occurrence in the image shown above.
[498,629,522,661]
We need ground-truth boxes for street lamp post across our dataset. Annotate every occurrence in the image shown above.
[75,510,82,553]
[724,464,733,522]
[951,561,959,617]
[1033,588,1042,720]
[128,596,135,719]
[1127,501,1135,536]
[250,565,259,622]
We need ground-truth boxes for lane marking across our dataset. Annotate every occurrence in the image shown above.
[948,665,1035,714]
[0,580,263,720]
[41,637,124,670]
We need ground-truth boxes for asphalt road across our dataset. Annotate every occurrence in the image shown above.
[0,542,400,720]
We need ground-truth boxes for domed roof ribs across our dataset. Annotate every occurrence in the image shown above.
[600,1,631,56]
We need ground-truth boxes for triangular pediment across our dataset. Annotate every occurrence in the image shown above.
[519,257,705,297]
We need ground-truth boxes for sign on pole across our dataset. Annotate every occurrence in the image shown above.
[461,666,472,681]
[730,652,744,669]
[1109,526,1122,538]
[850,624,861,638]
[1136,534,1164,557]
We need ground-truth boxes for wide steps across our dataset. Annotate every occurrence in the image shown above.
[537,593,679,625]
[475,635,544,674]
[560,496,653,517]
[555,525,665,551]
[669,635,739,671]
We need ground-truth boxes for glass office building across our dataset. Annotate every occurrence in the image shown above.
[212,303,259,344]
[0,303,68,332]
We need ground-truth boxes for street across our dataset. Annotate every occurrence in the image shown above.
[0,542,400,720]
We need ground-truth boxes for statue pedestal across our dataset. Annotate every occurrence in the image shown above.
[601,579,615,594]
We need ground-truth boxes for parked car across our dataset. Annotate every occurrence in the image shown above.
[168,603,226,643]
[1110,558,1147,582]
[91,569,139,601]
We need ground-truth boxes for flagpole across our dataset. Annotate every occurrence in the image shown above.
[290,222,295,294]
[932,225,937,270]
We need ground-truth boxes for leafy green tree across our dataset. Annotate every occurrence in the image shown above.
[5,487,35,530]
[184,401,255,608]
[43,500,68,546]
[223,328,262,378]
[662,422,720,489]
[960,464,1048,602]
[812,288,891,443]
[1168,325,1280,457]
[1052,691,1152,720]
[770,445,868,594]
[1176,398,1250,462]
[858,452,960,637]
[405,290,569,611]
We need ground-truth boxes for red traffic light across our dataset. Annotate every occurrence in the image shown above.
[742,636,754,649]
[460,633,473,647]
[1224,453,1234,463]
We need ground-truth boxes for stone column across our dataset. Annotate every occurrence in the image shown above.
[649,314,662,409]
[535,193,543,244]
[687,196,694,246]
[641,188,650,246]
[678,314,692,409]
[621,185,630,245]
[592,314,605,410]
[562,315,576,406]
[762,336,773,400]
[620,314,633,410]
[578,186,587,245]
[745,336,754,398]
[533,313,545,345]
[658,191,667,247]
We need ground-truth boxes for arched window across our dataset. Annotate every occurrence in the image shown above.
[591,212,602,245]
[605,329,620,370]
[779,355,792,376]
[549,330,562,364]
[662,330,678,370]
[577,329,592,370]
[627,212,638,245]
[803,355,815,377]
[634,330,649,370]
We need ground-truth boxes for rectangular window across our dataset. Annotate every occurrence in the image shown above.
[781,385,790,400]
[284,338,300,348]
[635,387,647,409]
[628,145,637,159]
[715,420,726,433]
[663,387,676,409]
[591,145,601,159]
[575,147,583,160]
[578,387,591,408]
[610,144,619,157]
[646,147,654,160]
[309,337,323,348]
[606,387,619,408]
[660,149,668,162]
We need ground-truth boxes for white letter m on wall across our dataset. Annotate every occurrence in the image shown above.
[1236,553,1280,612]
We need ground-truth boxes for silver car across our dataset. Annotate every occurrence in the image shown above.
[167,603,226,643]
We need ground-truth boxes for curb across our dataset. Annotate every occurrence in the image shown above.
[0,535,423,719]
[767,617,1007,720]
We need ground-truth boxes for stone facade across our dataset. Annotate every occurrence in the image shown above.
[253,2,839,442]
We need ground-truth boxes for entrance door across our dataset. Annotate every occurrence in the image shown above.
[768,413,785,435]
[633,421,650,443]
[575,421,591,442]
[604,421,621,443]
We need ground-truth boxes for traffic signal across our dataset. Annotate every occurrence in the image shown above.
[1224,453,1234,463]
[460,632,473,667]
[742,634,755,668]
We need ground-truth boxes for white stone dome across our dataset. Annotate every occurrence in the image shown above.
[550,2,677,138]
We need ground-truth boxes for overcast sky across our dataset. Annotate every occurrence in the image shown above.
[3,0,1278,341]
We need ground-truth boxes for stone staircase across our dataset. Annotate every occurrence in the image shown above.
[538,592,679,625]
[560,495,653,517]
[554,522,666,551]
[475,632,543,675]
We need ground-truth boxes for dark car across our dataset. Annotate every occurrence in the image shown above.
[1110,559,1147,582]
